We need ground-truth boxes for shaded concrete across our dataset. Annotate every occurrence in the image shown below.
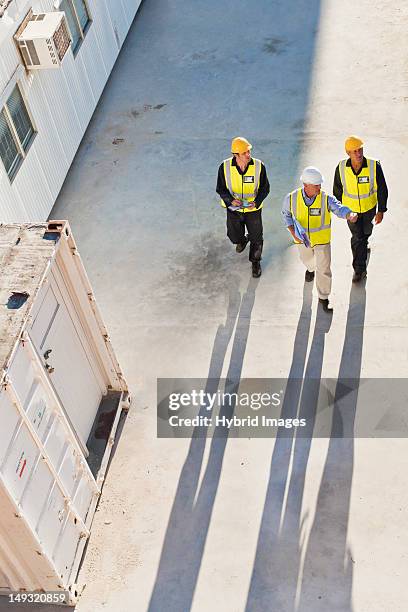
[50,0,408,611]
[148,279,256,612]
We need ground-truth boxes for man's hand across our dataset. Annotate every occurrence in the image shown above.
[231,199,243,207]
[287,225,301,243]
[245,204,256,211]
[347,212,358,223]
[374,212,384,225]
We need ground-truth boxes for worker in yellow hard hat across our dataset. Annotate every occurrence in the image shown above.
[216,137,270,278]
[333,136,388,282]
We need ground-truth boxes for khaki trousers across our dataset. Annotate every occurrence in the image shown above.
[297,243,332,299]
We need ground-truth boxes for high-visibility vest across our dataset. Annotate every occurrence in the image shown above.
[338,158,378,213]
[289,188,331,247]
[222,157,262,213]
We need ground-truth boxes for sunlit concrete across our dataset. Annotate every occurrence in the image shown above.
[51,1,408,611]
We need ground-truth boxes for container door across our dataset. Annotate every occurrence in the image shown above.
[0,345,96,589]
[29,282,103,448]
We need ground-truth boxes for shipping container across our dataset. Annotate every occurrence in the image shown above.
[0,221,130,604]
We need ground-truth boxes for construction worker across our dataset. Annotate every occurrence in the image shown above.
[216,137,270,278]
[333,136,388,282]
[282,166,358,313]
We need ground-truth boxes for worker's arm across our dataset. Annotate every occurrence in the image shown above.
[327,195,356,220]
[282,194,310,243]
[253,164,270,209]
[376,161,388,213]
[216,163,234,206]
[333,164,343,201]
[281,193,296,238]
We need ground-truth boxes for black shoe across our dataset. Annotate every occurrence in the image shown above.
[352,270,367,283]
[252,262,262,278]
[305,270,315,282]
[319,298,333,313]
[236,236,249,253]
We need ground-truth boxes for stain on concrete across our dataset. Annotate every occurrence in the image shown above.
[128,104,167,119]
[83,138,94,153]
[191,49,217,61]
[292,119,304,130]
[154,232,241,308]
[263,37,287,55]
[178,49,219,65]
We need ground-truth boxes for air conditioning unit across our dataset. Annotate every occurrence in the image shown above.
[16,12,71,70]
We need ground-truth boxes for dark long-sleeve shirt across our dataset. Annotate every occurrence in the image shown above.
[216,157,270,209]
[333,157,388,212]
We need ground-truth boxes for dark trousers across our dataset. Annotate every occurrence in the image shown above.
[347,207,376,272]
[226,208,263,262]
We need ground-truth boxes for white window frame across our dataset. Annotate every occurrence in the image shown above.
[54,0,92,56]
[0,67,37,182]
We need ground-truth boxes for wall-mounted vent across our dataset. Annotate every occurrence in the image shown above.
[16,12,71,70]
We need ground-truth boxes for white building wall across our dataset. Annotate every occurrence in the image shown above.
[0,0,142,222]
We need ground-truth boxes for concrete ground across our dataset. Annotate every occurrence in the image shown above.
[50,1,408,610]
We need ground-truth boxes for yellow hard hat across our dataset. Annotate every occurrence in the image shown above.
[231,137,252,154]
[345,136,364,153]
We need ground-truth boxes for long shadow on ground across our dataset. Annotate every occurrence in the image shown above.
[148,278,257,612]
[246,283,366,612]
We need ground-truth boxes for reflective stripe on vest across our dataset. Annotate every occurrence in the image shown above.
[338,158,377,213]
[222,157,262,212]
[290,188,331,247]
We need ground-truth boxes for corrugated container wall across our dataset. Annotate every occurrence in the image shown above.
[0,221,130,603]
[0,0,142,222]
